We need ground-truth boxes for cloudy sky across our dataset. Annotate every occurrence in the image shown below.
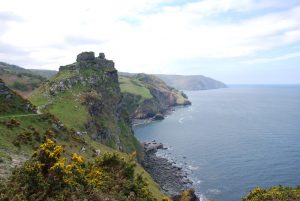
[0,0,300,84]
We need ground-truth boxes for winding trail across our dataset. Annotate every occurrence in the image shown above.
[0,113,42,119]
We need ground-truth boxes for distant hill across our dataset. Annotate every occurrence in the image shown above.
[0,62,47,97]
[154,74,227,90]
[28,69,57,78]
[119,72,227,90]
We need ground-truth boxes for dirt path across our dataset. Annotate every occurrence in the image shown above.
[0,113,42,119]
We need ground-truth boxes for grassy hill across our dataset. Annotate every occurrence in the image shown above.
[0,74,164,200]
[0,62,47,97]
[119,74,191,119]
[29,52,140,153]
[28,69,57,78]
[154,74,227,90]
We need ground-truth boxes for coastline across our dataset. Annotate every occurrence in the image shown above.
[141,141,193,196]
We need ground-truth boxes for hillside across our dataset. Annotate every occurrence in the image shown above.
[0,79,164,200]
[154,74,227,90]
[28,69,57,78]
[120,74,191,119]
[30,52,141,153]
[0,62,47,97]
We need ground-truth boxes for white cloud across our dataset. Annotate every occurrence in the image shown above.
[241,51,300,64]
[0,0,299,73]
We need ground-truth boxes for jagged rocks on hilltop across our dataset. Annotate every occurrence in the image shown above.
[30,52,140,153]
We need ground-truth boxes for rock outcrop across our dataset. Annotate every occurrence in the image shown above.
[121,73,191,120]
[31,52,140,153]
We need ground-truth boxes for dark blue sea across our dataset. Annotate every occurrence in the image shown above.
[134,86,300,201]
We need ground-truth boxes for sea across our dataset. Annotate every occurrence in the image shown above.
[134,86,300,201]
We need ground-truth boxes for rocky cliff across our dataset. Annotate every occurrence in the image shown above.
[120,73,191,120]
[30,52,140,153]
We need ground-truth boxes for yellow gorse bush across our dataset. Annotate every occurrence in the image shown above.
[0,139,156,201]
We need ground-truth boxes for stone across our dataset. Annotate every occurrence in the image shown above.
[153,114,164,120]
[95,149,101,156]
[99,52,105,59]
[80,147,86,153]
[76,52,95,62]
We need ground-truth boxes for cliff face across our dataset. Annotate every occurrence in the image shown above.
[30,52,140,153]
[120,73,191,120]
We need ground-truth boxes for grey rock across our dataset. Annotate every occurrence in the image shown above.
[99,52,105,59]
[76,52,95,62]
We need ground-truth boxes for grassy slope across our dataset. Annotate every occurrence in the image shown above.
[0,114,163,200]
[119,76,153,100]
[28,69,164,199]
[0,62,46,98]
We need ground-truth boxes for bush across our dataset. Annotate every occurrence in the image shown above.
[243,186,300,201]
[0,139,155,201]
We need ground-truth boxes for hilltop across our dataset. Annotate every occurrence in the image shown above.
[30,52,140,153]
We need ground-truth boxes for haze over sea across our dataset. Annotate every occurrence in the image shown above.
[134,86,300,201]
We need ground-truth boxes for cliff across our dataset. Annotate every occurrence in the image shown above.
[30,52,140,153]
[120,73,191,120]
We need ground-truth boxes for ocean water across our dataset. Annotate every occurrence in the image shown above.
[134,86,300,201]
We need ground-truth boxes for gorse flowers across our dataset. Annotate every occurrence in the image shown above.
[0,139,155,201]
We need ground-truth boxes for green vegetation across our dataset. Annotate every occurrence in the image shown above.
[0,62,47,97]
[0,139,156,201]
[119,74,190,119]
[242,186,300,201]
[119,76,153,100]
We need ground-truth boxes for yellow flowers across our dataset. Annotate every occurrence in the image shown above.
[49,145,63,158]
[49,158,65,171]
[71,153,84,164]
[2,140,156,201]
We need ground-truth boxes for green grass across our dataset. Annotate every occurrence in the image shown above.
[47,90,90,130]
[51,69,78,81]
[119,76,152,100]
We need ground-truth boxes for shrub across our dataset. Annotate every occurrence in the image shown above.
[5,119,20,129]
[243,186,300,201]
[0,139,155,201]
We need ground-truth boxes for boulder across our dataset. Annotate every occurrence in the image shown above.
[76,52,95,62]
[153,113,164,120]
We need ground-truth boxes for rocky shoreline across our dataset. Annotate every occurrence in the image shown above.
[141,141,193,196]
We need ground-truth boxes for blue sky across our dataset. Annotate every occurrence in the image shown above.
[0,0,299,84]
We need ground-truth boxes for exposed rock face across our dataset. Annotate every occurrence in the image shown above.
[76,52,95,62]
[123,73,191,120]
[142,141,192,195]
[99,52,105,59]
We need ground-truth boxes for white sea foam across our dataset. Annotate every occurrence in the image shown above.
[188,165,199,171]
[207,189,221,194]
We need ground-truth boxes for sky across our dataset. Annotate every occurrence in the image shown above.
[0,0,300,84]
